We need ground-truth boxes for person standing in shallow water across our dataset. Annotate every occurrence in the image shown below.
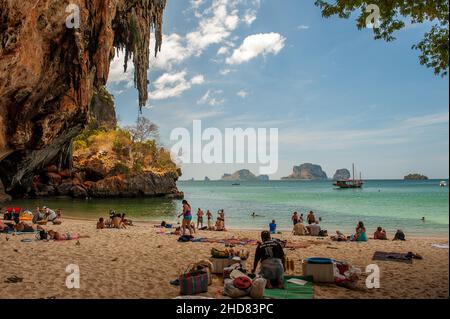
[307,211,316,225]
[178,200,193,236]
[291,212,299,225]
[196,208,204,229]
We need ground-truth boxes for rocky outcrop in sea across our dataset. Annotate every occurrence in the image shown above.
[221,170,269,181]
[333,169,351,180]
[282,163,328,180]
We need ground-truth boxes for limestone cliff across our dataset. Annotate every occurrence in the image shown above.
[0,0,167,201]
[282,163,328,180]
[404,173,429,180]
[221,169,269,181]
[333,169,351,181]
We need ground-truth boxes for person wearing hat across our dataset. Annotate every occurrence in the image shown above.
[251,231,286,289]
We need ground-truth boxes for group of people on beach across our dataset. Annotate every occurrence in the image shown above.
[0,206,87,241]
[0,206,62,233]
[177,200,226,236]
[96,211,133,230]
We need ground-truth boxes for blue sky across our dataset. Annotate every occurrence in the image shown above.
[107,0,449,180]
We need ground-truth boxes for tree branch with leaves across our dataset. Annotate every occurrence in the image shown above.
[315,0,449,76]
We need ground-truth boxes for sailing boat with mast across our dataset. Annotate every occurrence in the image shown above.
[333,163,364,189]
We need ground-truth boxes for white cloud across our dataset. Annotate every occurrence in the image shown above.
[226,33,286,65]
[297,25,310,30]
[108,54,134,86]
[219,69,233,75]
[244,12,257,25]
[237,90,249,98]
[217,46,230,55]
[151,33,192,70]
[197,90,225,106]
[191,74,205,85]
[149,71,204,100]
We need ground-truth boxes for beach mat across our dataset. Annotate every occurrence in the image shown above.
[263,276,314,299]
[372,251,412,264]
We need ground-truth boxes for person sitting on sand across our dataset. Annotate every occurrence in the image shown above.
[291,212,299,225]
[307,211,316,225]
[252,231,286,289]
[352,221,368,242]
[196,208,204,229]
[44,207,60,224]
[393,229,406,241]
[307,221,321,237]
[47,230,89,241]
[0,220,9,232]
[374,227,387,240]
[331,230,348,242]
[121,213,133,226]
[177,200,193,236]
[215,218,225,231]
[112,214,126,229]
[269,220,277,234]
[14,222,43,232]
[292,221,309,236]
[32,207,44,224]
[97,217,106,229]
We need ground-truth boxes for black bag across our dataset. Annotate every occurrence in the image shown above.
[319,230,328,237]
[38,230,48,240]
[178,235,193,242]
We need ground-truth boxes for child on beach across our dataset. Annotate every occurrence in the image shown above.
[97,217,106,229]
[269,220,277,234]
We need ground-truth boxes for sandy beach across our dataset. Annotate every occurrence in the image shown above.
[0,218,448,299]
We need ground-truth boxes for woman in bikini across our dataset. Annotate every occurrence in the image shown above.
[178,200,193,236]
[47,230,89,241]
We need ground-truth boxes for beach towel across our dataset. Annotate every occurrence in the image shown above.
[263,276,314,299]
[372,251,412,264]
[432,243,449,249]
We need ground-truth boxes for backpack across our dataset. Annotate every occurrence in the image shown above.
[319,229,328,237]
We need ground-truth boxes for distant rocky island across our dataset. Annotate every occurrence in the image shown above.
[282,163,328,180]
[333,169,351,180]
[404,173,429,180]
[204,176,211,181]
[221,169,269,181]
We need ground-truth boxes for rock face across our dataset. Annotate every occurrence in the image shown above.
[282,163,328,180]
[404,173,429,180]
[221,169,269,181]
[333,169,351,180]
[89,87,117,131]
[0,179,11,203]
[0,0,167,198]
[29,162,183,200]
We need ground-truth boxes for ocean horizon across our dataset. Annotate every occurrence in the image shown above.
[10,179,449,237]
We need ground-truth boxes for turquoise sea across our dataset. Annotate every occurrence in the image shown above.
[9,179,449,237]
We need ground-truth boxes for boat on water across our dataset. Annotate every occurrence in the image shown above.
[232,183,241,186]
[440,181,448,187]
[333,163,364,189]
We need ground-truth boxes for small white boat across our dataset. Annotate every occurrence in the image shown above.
[440,181,448,187]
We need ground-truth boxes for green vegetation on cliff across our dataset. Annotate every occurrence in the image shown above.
[73,119,177,176]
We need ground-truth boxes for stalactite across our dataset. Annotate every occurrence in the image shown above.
[113,0,167,112]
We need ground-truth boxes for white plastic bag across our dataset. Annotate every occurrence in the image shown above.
[250,278,267,299]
